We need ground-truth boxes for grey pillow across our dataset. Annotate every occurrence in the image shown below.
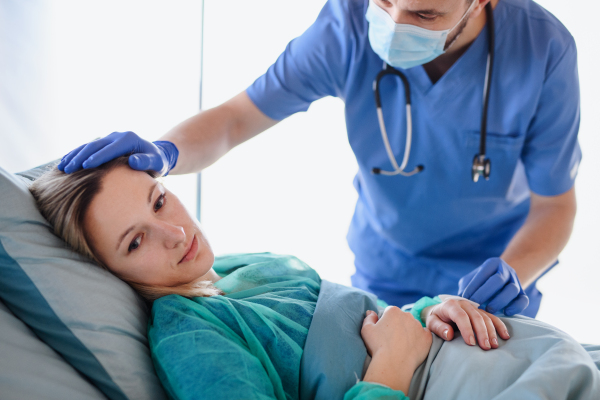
[0,162,167,400]
[0,298,106,400]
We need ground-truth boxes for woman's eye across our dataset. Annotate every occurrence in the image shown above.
[128,236,141,252]
[154,194,165,212]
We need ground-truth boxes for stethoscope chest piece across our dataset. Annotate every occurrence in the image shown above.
[472,154,491,182]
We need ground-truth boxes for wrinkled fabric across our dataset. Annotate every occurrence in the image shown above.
[149,253,600,400]
[411,316,600,399]
[301,282,600,400]
[300,280,402,400]
[148,253,320,400]
[148,253,408,400]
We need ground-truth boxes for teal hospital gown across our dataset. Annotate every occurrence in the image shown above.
[148,253,408,400]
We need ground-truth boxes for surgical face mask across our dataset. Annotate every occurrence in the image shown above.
[366,0,478,69]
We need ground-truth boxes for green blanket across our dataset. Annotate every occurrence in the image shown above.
[148,253,405,400]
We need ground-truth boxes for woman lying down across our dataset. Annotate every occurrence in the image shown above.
[30,157,600,400]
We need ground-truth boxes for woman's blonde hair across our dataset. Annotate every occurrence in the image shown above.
[29,156,222,301]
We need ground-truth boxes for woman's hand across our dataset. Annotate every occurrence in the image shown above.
[423,299,511,350]
[360,307,432,393]
[362,306,432,367]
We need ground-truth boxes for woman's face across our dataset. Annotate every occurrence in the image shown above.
[85,165,215,287]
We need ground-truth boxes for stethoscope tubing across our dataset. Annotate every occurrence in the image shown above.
[375,104,418,176]
[373,66,422,176]
[479,2,495,157]
[372,2,495,179]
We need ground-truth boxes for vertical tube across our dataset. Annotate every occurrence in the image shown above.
[196,172,202,222]
[196,0,205,222]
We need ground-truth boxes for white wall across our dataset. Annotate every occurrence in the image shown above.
[201,0,600,344]
[15,0,203,211]
[200,0,357,287]
[0,0,55,172]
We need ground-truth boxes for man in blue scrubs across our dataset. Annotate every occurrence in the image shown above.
[59,0,580,318]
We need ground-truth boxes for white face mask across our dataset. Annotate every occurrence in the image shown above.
[366,0,478,69]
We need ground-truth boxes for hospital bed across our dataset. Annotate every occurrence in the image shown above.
[0,161,166,399]
[2,161,599,400]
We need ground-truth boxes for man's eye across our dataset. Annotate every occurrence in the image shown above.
[417,14,436,20]
[154,194,165,212]
[128,236,141,252]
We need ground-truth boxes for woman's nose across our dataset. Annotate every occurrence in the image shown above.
[156,221,186,249]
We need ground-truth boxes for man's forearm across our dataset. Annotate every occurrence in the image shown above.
[500,187,576,288]
[160,91,278,175]
[161,105,235,174]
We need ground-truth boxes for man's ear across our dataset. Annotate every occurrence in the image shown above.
[469,0,493,20]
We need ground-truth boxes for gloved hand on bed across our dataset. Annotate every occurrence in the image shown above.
[58,131,179,176]
[458,257,529,316]
[422,298,511,350]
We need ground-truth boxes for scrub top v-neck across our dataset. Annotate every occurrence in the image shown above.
[246,0,581,317]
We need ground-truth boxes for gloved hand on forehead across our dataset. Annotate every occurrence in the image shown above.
[58,131,179,176]
[458,257,529,316]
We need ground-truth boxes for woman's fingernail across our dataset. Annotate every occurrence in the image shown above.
[505,330,510,338]
[470,336,476,346]
[443,329,448,339]
[485,339,491,349]
[491,337,498,346]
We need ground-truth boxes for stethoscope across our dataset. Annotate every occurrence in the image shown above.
[372,2,495,182]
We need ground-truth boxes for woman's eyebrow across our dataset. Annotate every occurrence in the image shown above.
[116,182,159,251]
[148,182,159,203]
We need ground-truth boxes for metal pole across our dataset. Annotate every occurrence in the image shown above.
[196,0,204,222]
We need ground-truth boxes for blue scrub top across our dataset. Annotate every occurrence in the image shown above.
[246,0,581,317]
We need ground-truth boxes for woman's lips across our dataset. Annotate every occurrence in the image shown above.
[179,235,198,264]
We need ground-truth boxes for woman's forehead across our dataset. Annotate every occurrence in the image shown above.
[85,166,158,237]
[101,165,156,195]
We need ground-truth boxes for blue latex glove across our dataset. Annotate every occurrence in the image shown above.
[458,258,529,316]
[57,131,179,176]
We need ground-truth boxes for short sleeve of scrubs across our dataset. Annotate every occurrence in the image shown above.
[522,38,581,196]
[246,0,358,120]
